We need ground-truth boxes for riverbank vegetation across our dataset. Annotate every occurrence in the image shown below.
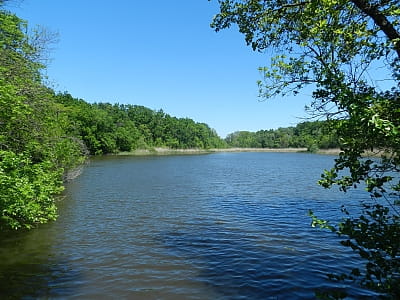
[212,0,400,298]
[0,7,84,230]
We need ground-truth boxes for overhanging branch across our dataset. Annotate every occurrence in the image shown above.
[351,0,400,58]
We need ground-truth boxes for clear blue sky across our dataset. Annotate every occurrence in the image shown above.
[9,0,310,138]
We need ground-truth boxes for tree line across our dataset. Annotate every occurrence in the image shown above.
[225,121,339,151]
[55,93,226,155]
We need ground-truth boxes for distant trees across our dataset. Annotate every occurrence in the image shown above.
[225,121,338,151]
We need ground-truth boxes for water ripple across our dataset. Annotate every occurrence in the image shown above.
[0,153,381,299]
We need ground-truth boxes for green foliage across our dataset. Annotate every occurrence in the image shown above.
[225,121,338,150]
[55,93,226,154]
[336,204,400,296]
[212,0,400,297]
[0,151,62,230]
[310,204,400,298]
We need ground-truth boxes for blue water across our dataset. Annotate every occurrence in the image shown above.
[0,152,379,299]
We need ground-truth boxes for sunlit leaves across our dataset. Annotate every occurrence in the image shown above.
[0,151,62,230]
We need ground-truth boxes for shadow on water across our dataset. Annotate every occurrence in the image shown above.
[160,197,378,300]
[0,226,82,299]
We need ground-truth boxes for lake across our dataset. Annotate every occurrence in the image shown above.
[0,152,379,299]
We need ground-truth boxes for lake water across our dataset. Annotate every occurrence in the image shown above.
[0,152,379,299]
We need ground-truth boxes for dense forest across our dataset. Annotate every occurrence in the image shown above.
[54,93,226,154]
[225,121,339,151]
[0,6,338,231]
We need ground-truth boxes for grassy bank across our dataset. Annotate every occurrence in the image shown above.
[116,147,311,156]
[116,148,212,156]
[315,148,342,155]
[210,147,308,153]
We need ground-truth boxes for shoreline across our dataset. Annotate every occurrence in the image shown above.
[210,147,308,153]
[115,147,342,156]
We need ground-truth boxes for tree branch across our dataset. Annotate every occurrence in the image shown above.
[351,0,400,58]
